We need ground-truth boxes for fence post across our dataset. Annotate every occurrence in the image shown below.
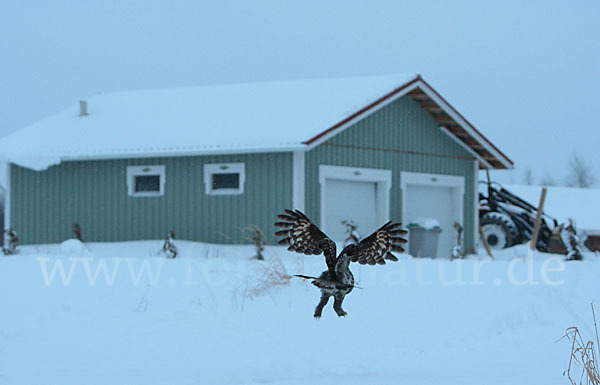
[529,187,548,251]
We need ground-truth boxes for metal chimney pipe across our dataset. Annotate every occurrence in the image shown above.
[79,100,88,116]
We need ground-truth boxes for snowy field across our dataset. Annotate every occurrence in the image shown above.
[0,240,598,385]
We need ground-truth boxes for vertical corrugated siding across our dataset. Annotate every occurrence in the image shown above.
[10,95,479,250]
[10,152,292,245]
[305,96,478,251]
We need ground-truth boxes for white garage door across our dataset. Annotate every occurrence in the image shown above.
[404,184,456,258]
[324,179,378,242]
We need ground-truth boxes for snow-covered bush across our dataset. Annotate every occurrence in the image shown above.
[162,231,178,259]
[341,219,360,246]
[2,229,18,255]
[559,219,584,261]
[450,222,464,260]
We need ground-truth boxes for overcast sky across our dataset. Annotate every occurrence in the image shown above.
[1,0,598,185]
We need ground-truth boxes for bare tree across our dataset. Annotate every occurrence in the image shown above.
[523,167,534,185]
[566,151,595,188]
[539,174,556,187]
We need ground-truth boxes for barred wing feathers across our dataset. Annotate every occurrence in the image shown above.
[274,209,337,273]
[351,222,408,265]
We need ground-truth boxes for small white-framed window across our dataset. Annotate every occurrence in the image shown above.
[204,162,245,195]
[126,165,166,197]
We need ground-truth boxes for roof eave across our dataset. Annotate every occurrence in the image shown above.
[12,144,308,170]
[303,75,513,170]
[416,77,514,170]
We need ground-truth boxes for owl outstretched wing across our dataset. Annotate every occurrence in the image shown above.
[274,209,337,274]
[350,222,408,265]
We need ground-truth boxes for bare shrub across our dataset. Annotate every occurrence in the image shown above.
[241,225,265,260]
[341,219,360,246]
[72,222,83,242]
[540,174,557,187]
[523,167,534,185]
[566,152,595,188]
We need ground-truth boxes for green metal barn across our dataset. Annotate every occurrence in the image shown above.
[0,74,512,256]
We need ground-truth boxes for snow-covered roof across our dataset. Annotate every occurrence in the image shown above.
[0,74,512,170]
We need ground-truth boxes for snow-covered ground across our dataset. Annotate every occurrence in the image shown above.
[1,240,598,384]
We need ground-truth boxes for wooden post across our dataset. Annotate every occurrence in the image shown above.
[480,168,493,258]
[479,225,493,258]
[529,187,548,251]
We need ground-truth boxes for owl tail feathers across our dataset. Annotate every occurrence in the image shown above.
[294,274,319,280]
[293,274,362,290]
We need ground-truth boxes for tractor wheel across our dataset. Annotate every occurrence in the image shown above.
[480,212,520,249]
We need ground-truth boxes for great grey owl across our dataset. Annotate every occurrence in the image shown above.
[275,209,407,318]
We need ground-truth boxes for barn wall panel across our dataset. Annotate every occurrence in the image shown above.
[10,152,292,245]
[305,96,478,252]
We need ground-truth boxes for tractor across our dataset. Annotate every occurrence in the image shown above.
[478,180,558,252]
[479,178,584,260]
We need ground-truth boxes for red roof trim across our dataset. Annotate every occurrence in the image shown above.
[303,76,420,145]
[417,77,514,166]
[303,74,513,168]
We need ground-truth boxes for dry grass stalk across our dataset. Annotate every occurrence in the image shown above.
[233,256,291,311]
[562,304,600,385]
[233,256,292,311]
[244,257,291,299]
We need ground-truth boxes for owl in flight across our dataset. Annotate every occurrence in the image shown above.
[275,209,407,318]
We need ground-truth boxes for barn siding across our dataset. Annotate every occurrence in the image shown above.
[10,95,481,251]
[10,152,292,245]
[304,95,478,251]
